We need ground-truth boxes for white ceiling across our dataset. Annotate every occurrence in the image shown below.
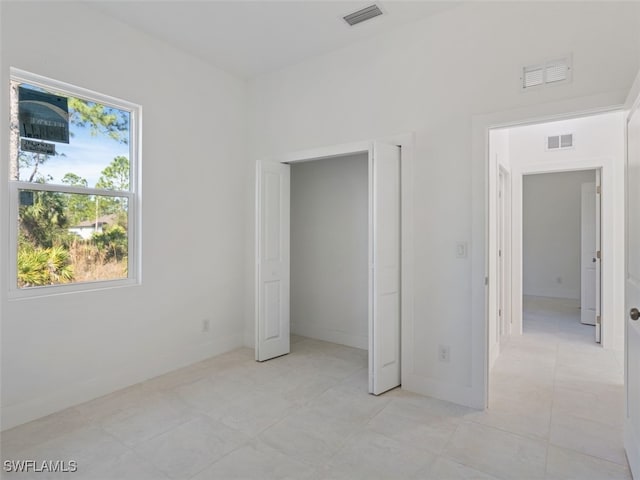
[89,1,461,78]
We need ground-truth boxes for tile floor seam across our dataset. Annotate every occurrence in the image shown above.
[183,436,253,480]
[547,436,630,468]
[110,409,198,449]
[439,450,510,480]
[463,416,548,444]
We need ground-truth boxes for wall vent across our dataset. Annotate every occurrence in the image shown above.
[522,56,572,90]
[343,4,383,26]
[547,133,574,150]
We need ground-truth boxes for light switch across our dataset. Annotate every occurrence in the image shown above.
[456,242,467,259]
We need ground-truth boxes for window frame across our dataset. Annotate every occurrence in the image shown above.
[8,68,142,299]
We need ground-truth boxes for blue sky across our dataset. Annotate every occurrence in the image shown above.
[46,127,130,187]
[19,84,130,188]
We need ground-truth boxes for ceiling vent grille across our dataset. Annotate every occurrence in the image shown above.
[522,56,572,90]
[547,133,574,150]
[343,4,383,26]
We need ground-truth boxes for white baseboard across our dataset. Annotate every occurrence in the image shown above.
[291,323,367,350]
[1,333,244,431]
[402,374,484,410]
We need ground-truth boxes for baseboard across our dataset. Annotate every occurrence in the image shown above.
[1,332,244,431]
[291,323,367,350]
[522,292,580,302]
[402,374,484,410]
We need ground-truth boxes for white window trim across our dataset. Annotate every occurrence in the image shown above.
[8,68,142,299]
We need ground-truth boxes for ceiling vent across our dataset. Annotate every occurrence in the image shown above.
[522,56,572,91]
[547,133,574,150]
[343,4,383,26]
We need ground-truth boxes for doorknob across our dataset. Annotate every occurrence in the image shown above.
[631,308,640,321]
[592,258,596,263]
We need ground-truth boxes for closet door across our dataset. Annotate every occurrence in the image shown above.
[370,142,401,394]
[256,161,290,361]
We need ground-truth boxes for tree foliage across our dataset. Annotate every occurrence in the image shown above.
[61,173,93,225]
[14,90,131,287]
[93,224,128,262]
[68,97,129,144]
[19,190,71,248]
[18,244,74,287]
[95,156,129,216]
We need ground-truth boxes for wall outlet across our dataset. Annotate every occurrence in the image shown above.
[202,319,210,333]
[438,345,450,363]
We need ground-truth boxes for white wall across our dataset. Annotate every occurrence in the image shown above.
[290,154,368,349]
[522,170,595,300]
[246,2,640,407]
[0,2,248,429]
[507,111,626,350]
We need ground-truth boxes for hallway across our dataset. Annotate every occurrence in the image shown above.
[487,295,628,478]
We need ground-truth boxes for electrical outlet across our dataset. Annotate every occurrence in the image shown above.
[202,319,210,333]
[438,345,450,363]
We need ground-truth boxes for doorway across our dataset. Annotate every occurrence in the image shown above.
[484,112,628,467]
[289,154,369,350]
[488,111,625,356]
[255,139,411,395]
[522,169,601,343]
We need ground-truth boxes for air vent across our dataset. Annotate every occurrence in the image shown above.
[547,134,573,150]
[522,56,572,90]
[343,4,383,26]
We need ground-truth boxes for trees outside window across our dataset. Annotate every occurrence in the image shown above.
[9,69,140,294]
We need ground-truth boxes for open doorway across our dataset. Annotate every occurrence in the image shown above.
[522,169,600,343]
[290,153,369,349]
[255,140,409,395]
[484,111,628,465]
[488,110,625,354]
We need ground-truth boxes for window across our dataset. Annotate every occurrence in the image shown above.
[8,69,140,296]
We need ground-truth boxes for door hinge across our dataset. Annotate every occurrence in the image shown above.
[596,315,601,325]
[498,249,502,257]
[596,185,601,194]
[499,308,502,317]
[596,250,601,259]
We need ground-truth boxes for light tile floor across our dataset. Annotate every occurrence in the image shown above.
[0,296,630,479]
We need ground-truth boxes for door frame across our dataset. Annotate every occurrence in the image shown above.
[472,92,626,409]
[254,133,415,392]
[514,164,604,340]
[498,166,512,344]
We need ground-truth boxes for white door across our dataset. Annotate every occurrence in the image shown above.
[581,182,597,326]
[594,169,602,343]
[255,161,290,361]
[369,142,401,395]
[625,95,640,478]
[498,170,505,340]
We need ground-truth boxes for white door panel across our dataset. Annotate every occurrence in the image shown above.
[625,99,640,478]
[256,161,290,361]
[370,142,401,395]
